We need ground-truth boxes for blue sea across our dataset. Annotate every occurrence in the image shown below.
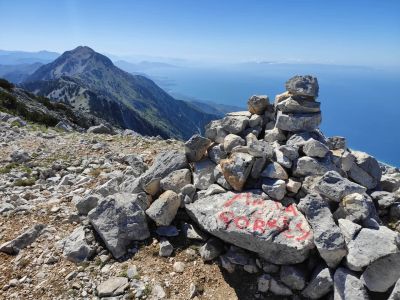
[143,63,400,166]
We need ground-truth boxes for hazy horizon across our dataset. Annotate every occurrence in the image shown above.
[1,0,399,68]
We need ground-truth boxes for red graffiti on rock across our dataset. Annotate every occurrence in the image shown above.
[217,193,311,242]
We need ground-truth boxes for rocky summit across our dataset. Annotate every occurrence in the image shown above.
[0,75,400,300]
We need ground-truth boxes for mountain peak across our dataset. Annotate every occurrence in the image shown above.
[26,46,114,81]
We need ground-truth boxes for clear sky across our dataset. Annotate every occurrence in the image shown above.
[1,0,399,66]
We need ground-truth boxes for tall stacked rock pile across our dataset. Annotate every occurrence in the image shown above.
[3,75,399,299]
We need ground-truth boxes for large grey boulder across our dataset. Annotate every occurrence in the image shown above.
[301,265,333,299]
[186,192,314,265]
[248,95,269,115]
[140,150,188,185]
[333,268,369,300]
[0,224,46,255]
[88,193,150,259]
[293,156,336,177]
[58,227,95,262]
[185,134,211,162]
[361,252,400,292]
[220,115,249,134]
[302,138,329,158]
[285,75,319,98]
[220,153,254,191]
[315,171,367,202]
[146,190,181,226]
[193,159,216,190]
[346,226,400,271]
[348,151,381,189]
[298,195,347,268]
[275,111,321,132]
[87,123,114,134]
[160,169,191,193]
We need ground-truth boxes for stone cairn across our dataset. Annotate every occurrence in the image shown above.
[8,75,398,298]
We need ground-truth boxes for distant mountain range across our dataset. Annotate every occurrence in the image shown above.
[0,50,59,65]
[19,46,217,139]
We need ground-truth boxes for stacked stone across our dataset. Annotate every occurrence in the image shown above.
[42,75,400,299]
[181,75,399,298]
[275,75,321,132]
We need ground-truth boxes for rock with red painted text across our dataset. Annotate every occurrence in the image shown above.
[186,191,314,265]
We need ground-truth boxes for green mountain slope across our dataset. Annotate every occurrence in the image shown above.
[23,46,217,139]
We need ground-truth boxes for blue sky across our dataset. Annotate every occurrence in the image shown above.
[0,0,399,66]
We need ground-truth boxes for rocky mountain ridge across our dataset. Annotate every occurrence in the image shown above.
[0,75,399,300]
[22,46,218,140]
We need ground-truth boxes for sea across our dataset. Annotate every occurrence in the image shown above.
[141,63,400,167]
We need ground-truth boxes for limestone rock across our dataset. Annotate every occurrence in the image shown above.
[248,95,269,115]
[208,144,227,164]
[371,191,398,209]
[223,134,245,153]
[220,153,254,191]
[346,226,400,271]
[58,227,95,262]
[298,195,347,268]
[74,194,100,215]
[338,219,362,244]
[293,156,336,177]
[260,162,288,180]
[334,268,369,300]
[87,123,113,135]
[388,278,400,300]
[302,138,329,157]
[264,127,286,142]
[275,111,321,132]
[186,192,314,265]
[220,115,249,134]
[280,265,306,290]
[193,159,216,190]
[199,237,224,261]
[160,169,191,193]
[285,75,319,98]
[262,178,286,201]
[0,224,46,255]
[185,134,211,162]
[301,265,333,299]
[361,252,400,292]
[146,190,181,226]
[348,150,381,189]
[159,238,174,257]
[257,274,271,293]
[141,150,188,186]
[88,193,150,259]
[97,277,129,297]
[315,171,367,202]
[340,193,371,222]
[276,96,321,113]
